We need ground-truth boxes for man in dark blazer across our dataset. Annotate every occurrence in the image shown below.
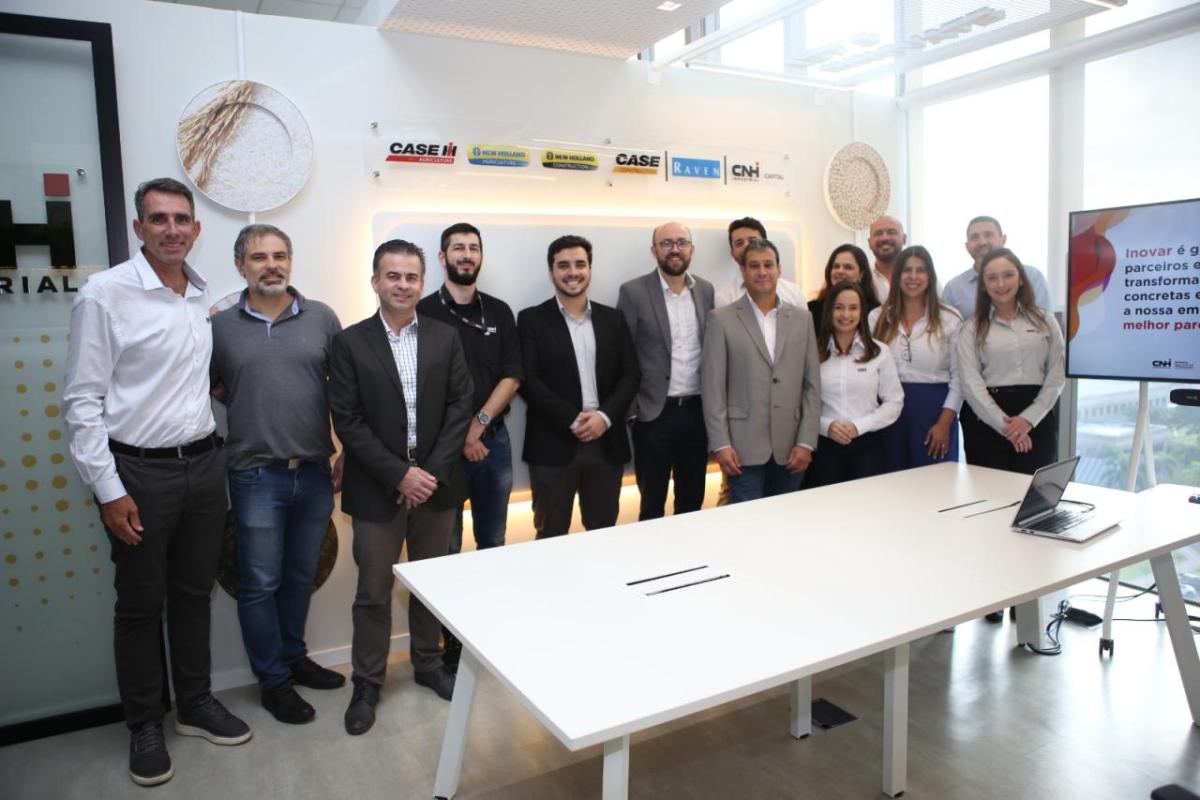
[328,239,472,735]
[617,221,714,520]
[701,238,821,502]
[518,234,640,538]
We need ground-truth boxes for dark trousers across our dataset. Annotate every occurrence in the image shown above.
[961,385,1058,475]
[807,431,885,488]
[106,446,227,728]
[350,506,455,684]
[528,441,623,538]
[632,398,708,520]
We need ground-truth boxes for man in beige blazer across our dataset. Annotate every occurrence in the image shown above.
[701,238,821,502]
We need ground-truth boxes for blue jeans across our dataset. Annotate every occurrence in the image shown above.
[450,423,513,554]
[726,458,803,503]
[229,462,334,689]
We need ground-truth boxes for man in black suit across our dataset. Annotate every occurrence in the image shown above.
[328,239,472,735]
[518,235,639,538]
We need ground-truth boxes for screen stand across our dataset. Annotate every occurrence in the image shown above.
[1099,380,1157,657]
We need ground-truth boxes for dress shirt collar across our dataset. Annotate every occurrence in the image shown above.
[379,308,419,337]
[987,305,1027,326]
[658,270,695,295]
[133,248,206,295]
[240,287,302,322]
[827,332,866,356]
[556,297,592,321]
[749,295,779,320]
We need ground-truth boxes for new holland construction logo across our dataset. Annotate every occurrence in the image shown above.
[541,149,599,171]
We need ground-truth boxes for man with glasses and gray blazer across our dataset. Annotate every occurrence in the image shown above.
[617,221,714,520]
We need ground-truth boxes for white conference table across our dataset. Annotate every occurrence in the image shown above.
[393,463,1200,799]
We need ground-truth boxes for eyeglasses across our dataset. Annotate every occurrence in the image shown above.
[657,239,693,251]
[900,332,912,362]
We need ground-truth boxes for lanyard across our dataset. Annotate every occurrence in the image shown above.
[439,286,497,336]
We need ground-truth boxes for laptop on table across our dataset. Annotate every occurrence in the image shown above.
[1011,457,1120,543]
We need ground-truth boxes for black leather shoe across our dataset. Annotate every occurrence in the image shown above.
[262,683,315,724]
[289,656,346,690]
[344,679,379,736]
[443,629,463,675]
[414,665,456,701]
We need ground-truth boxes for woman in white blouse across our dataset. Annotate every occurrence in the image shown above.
[868,245,963,471]
[807,282,904,488]
[955,248,1065,473]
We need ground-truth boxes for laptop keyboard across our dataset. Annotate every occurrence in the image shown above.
[1031,509,1087,533]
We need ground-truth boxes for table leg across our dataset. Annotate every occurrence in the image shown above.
[882,643,909,798]
[1014,598,1042,649]
[433,648,480,800]
[790,676,812,739]
[602,735,631,800]
[1149,553,1200,726]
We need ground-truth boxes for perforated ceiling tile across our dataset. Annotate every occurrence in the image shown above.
[376,0,727,59]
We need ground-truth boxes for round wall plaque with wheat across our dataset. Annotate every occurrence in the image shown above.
[176,80,313,212]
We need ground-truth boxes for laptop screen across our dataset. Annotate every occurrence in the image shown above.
[1013,457,1081,524]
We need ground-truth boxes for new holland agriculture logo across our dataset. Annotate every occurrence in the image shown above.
[612,152,661,176]
[467,144,531,167]
[541,149,599,171]
[386,141,457,164]
[669,156,721,180]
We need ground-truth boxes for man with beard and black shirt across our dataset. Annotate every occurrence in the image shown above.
[617,222,714,520]
[416,222,522,672]
[867,215,907,301]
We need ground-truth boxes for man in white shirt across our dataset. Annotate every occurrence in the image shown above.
[701,239,821,502]
[63,178,250,788]
[617,222,715,520]
[715,217,804,308]
[868,215,907,301]
[941,215,1053,319]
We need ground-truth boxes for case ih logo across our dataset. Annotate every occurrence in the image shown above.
[386,141,457,164]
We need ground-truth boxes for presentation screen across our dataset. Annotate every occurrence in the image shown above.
[1066,197,1200,383]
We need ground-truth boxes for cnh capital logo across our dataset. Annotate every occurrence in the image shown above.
[1152,359,1173,368]
[1,172,76,269]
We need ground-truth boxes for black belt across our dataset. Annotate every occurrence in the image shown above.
[666,395,701,406]
[262,458,320,470]
[109,434,222,460]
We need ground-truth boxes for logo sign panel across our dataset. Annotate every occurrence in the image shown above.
[613,152,662,176]
[467,144,531,167]
[669,156,721,180]
[386,141,457,164]
[542,149,599,171]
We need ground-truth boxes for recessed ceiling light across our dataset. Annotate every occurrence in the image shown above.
[657,1,682,11]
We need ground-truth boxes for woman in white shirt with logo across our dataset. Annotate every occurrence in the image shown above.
[956,248,1065,473]
[868,245,963,471]
[807,281,904,488]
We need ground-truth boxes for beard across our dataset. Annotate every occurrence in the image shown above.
[254,276,288,296]
[657,253,691,276]
[446,261,480,286]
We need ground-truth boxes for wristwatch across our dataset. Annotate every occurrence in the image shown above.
[476,411,491,426]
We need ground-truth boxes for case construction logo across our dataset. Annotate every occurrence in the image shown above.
[386,141,458,165]
[612,152,661,176]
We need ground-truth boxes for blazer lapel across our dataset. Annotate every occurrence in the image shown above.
[547,300,584,402]
[416,318,434,443]
[646,273,672,351]
[774,304,792,364]
[365,313,406,402]
[734,296,773,366]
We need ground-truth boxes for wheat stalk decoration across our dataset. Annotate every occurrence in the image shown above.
[177,80,258,190]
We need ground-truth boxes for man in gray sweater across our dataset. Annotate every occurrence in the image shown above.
[210,224,345,725]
